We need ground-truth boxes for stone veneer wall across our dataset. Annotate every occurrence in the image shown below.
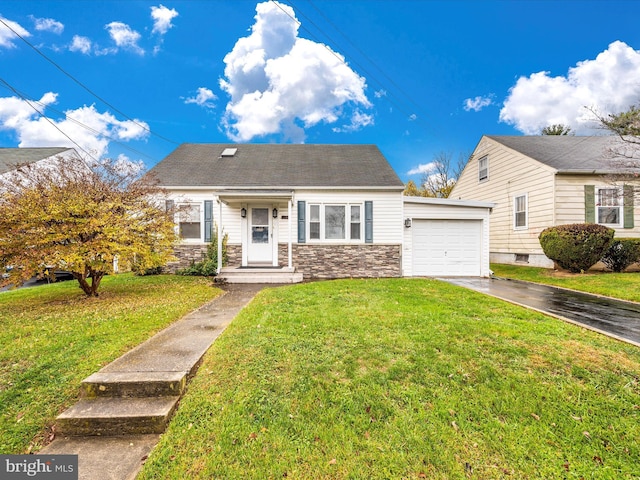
[226,244,242,267]
[168,243,402,278]
[166,243,242,273]
[279,243,401,279]
[165,244,208,273]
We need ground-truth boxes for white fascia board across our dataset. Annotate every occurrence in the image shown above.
[403,196,495,209]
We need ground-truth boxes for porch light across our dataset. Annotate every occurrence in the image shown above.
[272,207,278,218]
[241,207,247,218]
[404,218,412,228]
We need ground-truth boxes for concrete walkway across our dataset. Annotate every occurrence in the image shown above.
[39,283,267,480]
[441,277,640,347]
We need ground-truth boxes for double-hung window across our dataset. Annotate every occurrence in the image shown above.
[514,194,528,230]
[478,155,488,182]
[308,203,362,241]
[179,203,201,239]
[596,188,622,226]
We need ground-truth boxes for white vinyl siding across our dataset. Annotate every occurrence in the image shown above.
[556,176,640,238]
[451,137,555,257]
[297,190,402,244]
[163,189,403,246]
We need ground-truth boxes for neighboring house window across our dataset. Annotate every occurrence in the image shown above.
[179,203,201,239]
[596,188,621,226]
[514,194,528,229]
[478,155,488,182]
[308,203,363,241]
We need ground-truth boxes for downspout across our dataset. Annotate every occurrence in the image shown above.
[288,198,293,268]
[216,196,222,275]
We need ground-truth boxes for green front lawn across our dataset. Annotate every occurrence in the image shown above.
[0,274,221,453]
[139,279,640,479]
[491,263,640,302]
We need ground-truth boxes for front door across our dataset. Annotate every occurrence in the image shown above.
[247,207,273,265]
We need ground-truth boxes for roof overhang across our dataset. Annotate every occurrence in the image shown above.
[215,189,294,205]
[403,196,495,209]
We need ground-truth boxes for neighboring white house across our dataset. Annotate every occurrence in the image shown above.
[150,143,494,282]
[0,147,82,186]
[451,135,640,267]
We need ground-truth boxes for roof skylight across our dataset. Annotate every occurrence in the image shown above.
[220,148,237,157]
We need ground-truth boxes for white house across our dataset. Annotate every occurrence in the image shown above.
[149,143,493,282]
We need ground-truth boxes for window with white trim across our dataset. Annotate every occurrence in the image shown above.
[178,203,201,239]
[478,155,488,182]
[308,203,363,241]
[309,204,320,240]
[596,187,622,226]
[514,194,528,229]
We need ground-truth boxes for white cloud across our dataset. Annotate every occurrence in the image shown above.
[32,17,64,34]
[184,87,217,109]
[69,35,92,54]
[463,95,493,112]
[332,110,374,133]
[0,92,150,160]
[105,21,144,55]
[374,89,387,98]
[151,4,178,35]
[408,162,438,176]
[500,41,640,135]
[408,113,417,121]
[219,1,371,142]
[0,17,30,49]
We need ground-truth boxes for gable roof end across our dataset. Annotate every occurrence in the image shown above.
[0,147,72,175]
[486,135,637,174]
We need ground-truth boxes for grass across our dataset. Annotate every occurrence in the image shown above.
[138,278,640,479]
[0,273,221,454]
[491,263,640,303]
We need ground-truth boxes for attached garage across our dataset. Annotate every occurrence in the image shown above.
[403,197,494,277]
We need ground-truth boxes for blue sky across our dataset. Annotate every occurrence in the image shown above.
[1,1,640,182]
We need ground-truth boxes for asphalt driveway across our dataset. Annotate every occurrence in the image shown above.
[440,277,640,347]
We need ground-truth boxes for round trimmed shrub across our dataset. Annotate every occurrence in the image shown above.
[539,223,614,273]
[601,238,640,272]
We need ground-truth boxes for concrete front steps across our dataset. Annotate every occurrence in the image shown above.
[218,266,303,284]
[56,372,186,436]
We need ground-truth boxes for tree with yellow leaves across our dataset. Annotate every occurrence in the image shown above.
[0,156,177,297]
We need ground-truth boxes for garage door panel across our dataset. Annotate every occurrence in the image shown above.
[412,219,481,276]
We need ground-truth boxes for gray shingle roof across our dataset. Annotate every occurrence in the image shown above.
[149,144,404,188]
[486,135,638,173]
[0,147,71,175]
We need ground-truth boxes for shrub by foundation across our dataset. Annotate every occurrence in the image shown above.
[539,223,614,273]
[601,238,640,272]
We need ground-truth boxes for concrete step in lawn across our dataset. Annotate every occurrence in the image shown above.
[218,266,303,284]
[81,371,187,398]
[56,396,181,436]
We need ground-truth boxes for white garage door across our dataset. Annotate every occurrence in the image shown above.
[412,219,482,276]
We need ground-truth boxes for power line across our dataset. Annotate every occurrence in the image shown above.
[0,17,179,147]
[0,80,158,163]
[0,78,99,162]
